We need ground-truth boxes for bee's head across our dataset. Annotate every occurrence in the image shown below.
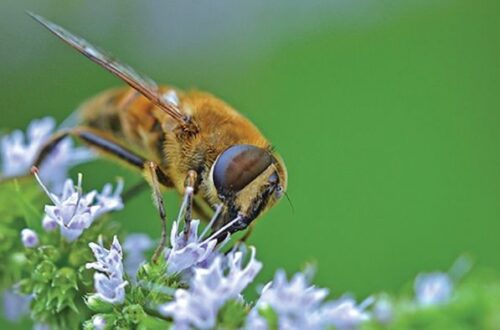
[211,144,287,231]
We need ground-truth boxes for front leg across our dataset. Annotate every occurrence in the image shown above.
[176,170,198,237]
[145,161,170,263]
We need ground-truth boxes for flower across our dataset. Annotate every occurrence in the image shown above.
[164,204,236,277]
[246,269,371,330]
[123,233,153,281]
[20,228,39,248]
[42,215,58,232]
[1,117,54,177]
[95,179,124,215]
[34,171,123,241]
[0,117,93,191]
[319,296,372,330]
[2,288,31,321]
[159,247,262,329]
[92,315,107,330]
[164,220,218,276]
[246,270,329,330]
[372,295,393,324]
[86,236,128,305]
[414,272,453,306]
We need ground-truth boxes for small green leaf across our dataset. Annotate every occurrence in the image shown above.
[86,294,114,313]
[258,303,279,330]
[12,179,44,231]
[218,299,249,330]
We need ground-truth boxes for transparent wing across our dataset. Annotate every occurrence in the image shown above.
[28,12,188,126]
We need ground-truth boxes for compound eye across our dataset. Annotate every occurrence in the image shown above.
[213,144,273,197]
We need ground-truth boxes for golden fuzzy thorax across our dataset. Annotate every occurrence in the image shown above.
[80,86,287,221]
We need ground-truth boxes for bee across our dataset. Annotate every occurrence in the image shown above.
[29,13,287,259]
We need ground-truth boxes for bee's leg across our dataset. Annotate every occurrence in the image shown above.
[34,127,173,187]
[33,130,72,168]
[144,161,169,263]
[180,170,197,237]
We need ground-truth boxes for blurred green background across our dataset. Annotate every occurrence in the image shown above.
[2,0,500,326]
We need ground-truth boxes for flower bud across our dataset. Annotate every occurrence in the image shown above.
[21,228,39,248]
[123,304,146,324]
[85,294,114,313]
[33,260,56,283]
[38,245,61,262]
[52,267,78,293]
[92,314,114,330]
[42,215,58,232]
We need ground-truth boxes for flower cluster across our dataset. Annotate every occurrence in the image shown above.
[35,171,123,241]
[164,219,219,276]
[160,247,262,329]
[246,270,370,330]
[86,236,128,305]
[0,117,93,191]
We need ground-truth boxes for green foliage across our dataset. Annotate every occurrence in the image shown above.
[0,178,119,329]
[217,300,250,330]
[363,273,500,330]
[257,304,279,330]
[0,177,43,289]
[82,257,178,329]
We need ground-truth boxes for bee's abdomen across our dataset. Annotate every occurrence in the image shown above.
[79,88,128,135]
[79,87,166,163]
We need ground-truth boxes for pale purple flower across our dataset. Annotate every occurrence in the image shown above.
[2,288,31,321]
[318,296,372,330]
[164,204,236,277]
[246,270,329,330]
[414,272,453,306]
[165,219,218,275]
[123,233,153,281]
[372,296,393,324]
[1,117,54,177]
[34,172,123,241]
[95,179,124,215]
[33,323,50,330]
[86,236,128,305]
[92,315,107,330]
[41,215,58,232]
[20,228,39,248]
[159,247,262,329]
[0,117,93,191]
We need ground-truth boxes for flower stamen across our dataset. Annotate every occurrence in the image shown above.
[201,214,242,246]
[31,166,58,205]
[199,204,223,241]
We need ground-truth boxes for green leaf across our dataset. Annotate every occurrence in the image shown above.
[258,304,279,330]
[217,299,249,330]
[0,177,44,231]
